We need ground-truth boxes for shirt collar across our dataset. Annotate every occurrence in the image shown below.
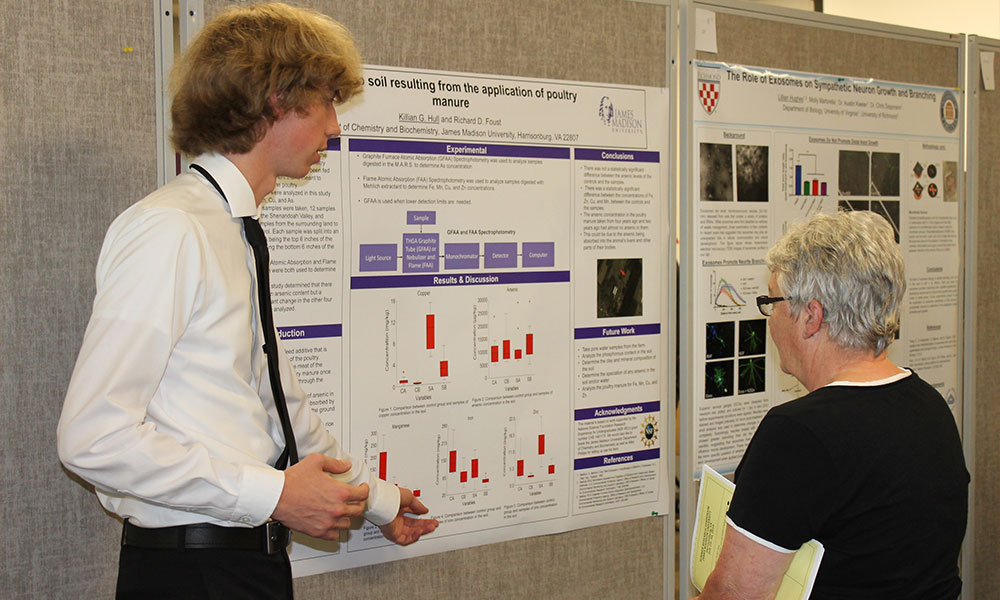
[189,153,259,219]
[825,367,911,388]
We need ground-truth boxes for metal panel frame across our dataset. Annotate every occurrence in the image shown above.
[153,0,174,187]
[961,32,976,600]
[154,0,203,186]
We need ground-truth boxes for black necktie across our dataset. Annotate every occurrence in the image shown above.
[191,164,298,469]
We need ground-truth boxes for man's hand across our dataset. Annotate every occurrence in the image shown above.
[378,486,438,546]
[271,453,369,540]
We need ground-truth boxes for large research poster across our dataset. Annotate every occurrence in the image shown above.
[264,66,670,574]
[691,61,962,474]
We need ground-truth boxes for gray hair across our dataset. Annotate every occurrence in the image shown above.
[765,210,905,355]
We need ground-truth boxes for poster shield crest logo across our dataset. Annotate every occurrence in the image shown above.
[698,70,722,115]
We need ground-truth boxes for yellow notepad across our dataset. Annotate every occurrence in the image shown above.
[691,464,824,600]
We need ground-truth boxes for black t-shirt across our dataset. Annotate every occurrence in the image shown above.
[728,372,968,600]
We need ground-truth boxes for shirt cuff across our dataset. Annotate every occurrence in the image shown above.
[725,516,797,554]
[365,479,401,526]
[233,464,285,526]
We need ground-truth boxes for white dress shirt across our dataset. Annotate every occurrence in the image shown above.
[58,153,399,528]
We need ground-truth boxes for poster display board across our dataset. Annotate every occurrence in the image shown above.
[263,65,670,574]
[690,61,962,474]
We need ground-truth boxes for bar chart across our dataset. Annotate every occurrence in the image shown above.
[388,295,452,390]
[505,414,558,489]
[360,413,564,505]
[792,152,828,196]
[475,296,538,380]
[360,429,436,500]
[440,423,494,497]
[783,144,831,218]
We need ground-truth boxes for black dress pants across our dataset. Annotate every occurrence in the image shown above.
[116,544,294,599]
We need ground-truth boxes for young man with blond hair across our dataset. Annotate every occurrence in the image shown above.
[58,4,437,598]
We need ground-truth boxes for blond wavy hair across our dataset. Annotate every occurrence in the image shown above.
[170,2,363,156]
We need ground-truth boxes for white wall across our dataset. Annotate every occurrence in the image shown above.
[824,0,1000,38]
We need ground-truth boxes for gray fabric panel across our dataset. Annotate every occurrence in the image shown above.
[1,1,156,597]
[294,517,666,599]
[973,38,1000,600]
[206,0,668,88]
[698,11,959,88]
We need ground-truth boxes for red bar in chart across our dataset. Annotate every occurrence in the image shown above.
[449,450,457,473]
[503,340,511,360]
[517,459,525,477]
[491,345,499,362]
[514,349,522,359]
[538,434,545,455]
[440,360,448,377]
[460,471,468,483]
[379,451,387,481]
[526,333,534,355]
[426,314,435,349]
[471,458,479,478]
[548,465,555,475]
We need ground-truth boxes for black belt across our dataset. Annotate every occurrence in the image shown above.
[122,520,291,555]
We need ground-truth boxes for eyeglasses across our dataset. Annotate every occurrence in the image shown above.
[756,295,785,317]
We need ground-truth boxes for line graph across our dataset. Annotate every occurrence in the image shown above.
[711,271,747,307]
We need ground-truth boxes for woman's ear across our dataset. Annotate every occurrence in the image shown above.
[801,299,824,338]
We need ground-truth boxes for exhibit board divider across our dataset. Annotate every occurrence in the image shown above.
[968,34,1000,600]
[9,1,994,598]
[677,1,966,598]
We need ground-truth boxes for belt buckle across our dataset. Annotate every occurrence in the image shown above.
[264,521,291,555]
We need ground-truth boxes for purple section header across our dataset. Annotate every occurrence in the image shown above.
[574,448,660,471]
[402,233,439,273]
[484,243,518,268]
[277,323,342,340]
[522,242,555,268]
[574,323,661,339]
[325,138,342,151]
[407,211,436,225]
[352,270,570,289]
[574,148,659,163]
[349,138,569,159]
[358,244,397,272]
[444,243,479,269]
[574,401,660,421]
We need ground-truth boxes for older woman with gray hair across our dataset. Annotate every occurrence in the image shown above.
[696,211,968,600]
